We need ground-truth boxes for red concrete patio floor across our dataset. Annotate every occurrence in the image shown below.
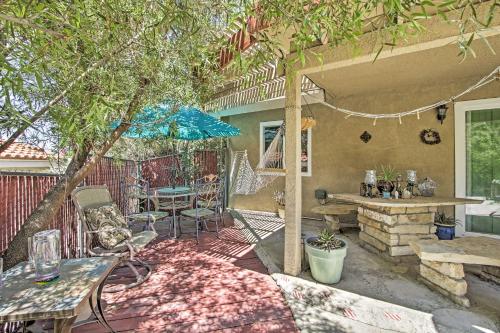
[73,217,298,333]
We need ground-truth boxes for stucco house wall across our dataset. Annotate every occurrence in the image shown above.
[224,74,500,217]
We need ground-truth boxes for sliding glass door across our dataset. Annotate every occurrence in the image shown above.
[455,99,500,237]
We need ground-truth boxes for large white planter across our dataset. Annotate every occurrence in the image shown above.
[305,237,347,284]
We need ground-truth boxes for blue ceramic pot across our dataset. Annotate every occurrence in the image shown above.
[435,224,455,240]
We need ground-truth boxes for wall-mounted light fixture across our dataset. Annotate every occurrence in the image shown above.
[436,104,448,124]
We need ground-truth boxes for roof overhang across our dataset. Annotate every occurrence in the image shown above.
[0,159,52,169]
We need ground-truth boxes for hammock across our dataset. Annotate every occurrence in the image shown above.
[230,126,285,195]
[229,117,316,195]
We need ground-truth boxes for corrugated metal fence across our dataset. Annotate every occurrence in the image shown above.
[0,151,219,258]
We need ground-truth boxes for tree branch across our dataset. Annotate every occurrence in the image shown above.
[0,28,146,154]
[2,76,151,269]
[0,13,66,38]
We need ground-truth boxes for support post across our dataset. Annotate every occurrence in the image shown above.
[284,71,302,276]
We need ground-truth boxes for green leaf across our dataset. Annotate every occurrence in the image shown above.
[34,72,43,89]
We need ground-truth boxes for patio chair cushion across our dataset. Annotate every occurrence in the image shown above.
[129,211,169,222]
[197,200,219,209]
[158,201,191,210]
[92,230,158,255]
[85,204,132,250]
[181,208,215,218]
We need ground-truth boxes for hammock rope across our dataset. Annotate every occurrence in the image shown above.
[230,126,286,195]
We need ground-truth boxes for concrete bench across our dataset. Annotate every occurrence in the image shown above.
[311,203,358,232]
[409,237,500,307]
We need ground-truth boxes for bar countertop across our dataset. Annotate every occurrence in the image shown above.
[328,193,483,208]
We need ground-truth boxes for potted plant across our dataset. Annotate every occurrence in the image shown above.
[273,190,285,219]
[305,229,347,284]
[434,212,460,240]
[377,165,397,198]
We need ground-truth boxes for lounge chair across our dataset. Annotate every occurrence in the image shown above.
[72,185,157,292]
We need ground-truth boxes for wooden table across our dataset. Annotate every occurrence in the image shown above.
[0,257,118,333]
[328,194,482,260]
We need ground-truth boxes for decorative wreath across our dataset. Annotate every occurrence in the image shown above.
[420,129,441,145]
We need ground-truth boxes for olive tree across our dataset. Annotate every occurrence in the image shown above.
[0,0,237,267]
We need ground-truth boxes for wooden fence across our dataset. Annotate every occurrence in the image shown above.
[141,150,219,188]
[194,150,219,177]
[0,151,219,258]
[141,154,182,188]
[0,157,138,258]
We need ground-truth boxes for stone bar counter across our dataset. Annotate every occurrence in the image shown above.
[328,194,482,261]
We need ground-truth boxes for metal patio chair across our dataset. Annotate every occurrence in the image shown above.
[72,185,158,292]
[180,178,223,243]
[121,176,169,233]
[196,174,226,227]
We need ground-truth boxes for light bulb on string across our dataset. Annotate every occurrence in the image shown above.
[302,66,498,125]
[399,115,402,125]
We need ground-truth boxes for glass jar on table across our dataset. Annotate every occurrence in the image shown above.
[33,229,61,282]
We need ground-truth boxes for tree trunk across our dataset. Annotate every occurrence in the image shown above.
[3,148,89,268]
[3,78,149,269]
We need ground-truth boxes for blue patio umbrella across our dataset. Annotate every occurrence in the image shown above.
[121,104,240,140]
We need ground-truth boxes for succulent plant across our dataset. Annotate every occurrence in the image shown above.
[377,165,398,181]
[434,212,461,226]
[309,229,344,252]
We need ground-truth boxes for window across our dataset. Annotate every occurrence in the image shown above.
[259,120,312,176]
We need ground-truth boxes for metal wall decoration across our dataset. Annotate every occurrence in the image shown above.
[420,129,441,145]
[360,131,372,143]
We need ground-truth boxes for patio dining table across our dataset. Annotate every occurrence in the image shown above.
[150,186,196,238]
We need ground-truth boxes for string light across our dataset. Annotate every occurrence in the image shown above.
[304,65,500,121]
